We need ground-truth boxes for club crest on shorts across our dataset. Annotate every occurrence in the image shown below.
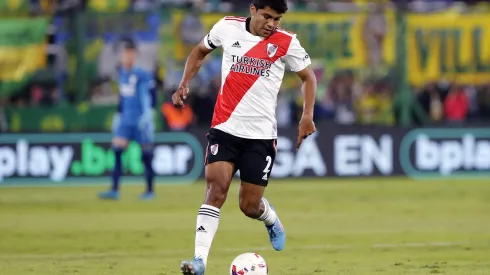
[210,144,219,155]
[267,43,278,58]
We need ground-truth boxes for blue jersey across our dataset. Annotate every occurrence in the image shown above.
[117,66,153,125]
[149,78,157,109]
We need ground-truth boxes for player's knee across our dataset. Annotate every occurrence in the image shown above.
[239,197,261,219]
[141,144,154,160]
[204,162,234,207]
[209,187,228,206]
[205,183,228,207]
[112,137,128,148]
[205,176,230,207]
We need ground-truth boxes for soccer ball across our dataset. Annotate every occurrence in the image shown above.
[230,252,268,275]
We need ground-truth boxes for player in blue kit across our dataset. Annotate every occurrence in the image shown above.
[98,39,156,201]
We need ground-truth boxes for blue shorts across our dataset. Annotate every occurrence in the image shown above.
[114,123,154,144]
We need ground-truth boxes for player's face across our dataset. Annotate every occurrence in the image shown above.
[250,5,283,38]
[121,49,136,68]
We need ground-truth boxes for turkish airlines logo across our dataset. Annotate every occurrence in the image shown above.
[229,55,272,77]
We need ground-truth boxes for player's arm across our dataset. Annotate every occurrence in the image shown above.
[116,95,123,113]
[112,96,122,134]
[285,36,317,149]
[148,77,157,109]
[183,42,214,87]
[172,42,214,107]
[295,66,317,149]
[172,19,225,107]
[296,66,316,120]
[138,73,153,125]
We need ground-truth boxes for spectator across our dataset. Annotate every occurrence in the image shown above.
[180,2,205,59]
[333,72,357,124]
[362,2,387,72]
[355,81,378,124]
[190,75,219,126]
[0,99,7,132]
[444,85,469,123]
[276,91,292,127]
[477,84,490,119]
[342,69,363,104]
[375,83,394,125]
[464,85,479,119]
[417,82,445,122]
[334,85,356,125]
[161,102,194,131]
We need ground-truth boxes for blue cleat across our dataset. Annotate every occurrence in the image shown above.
[181,258,205,275]
[266,206,286,251]
[139,192,155,201]
[98,190,119,200]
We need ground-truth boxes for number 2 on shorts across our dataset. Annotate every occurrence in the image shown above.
[262,156,272,180]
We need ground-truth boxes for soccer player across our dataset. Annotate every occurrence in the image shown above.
[98,39,156,201]
[174,0,317,274]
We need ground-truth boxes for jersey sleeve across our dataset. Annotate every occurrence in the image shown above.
[148,77,157,109]
[138,70,153,118]
[285,35,311,72]
[203,18,226,50]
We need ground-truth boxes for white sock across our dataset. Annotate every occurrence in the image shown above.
[258,198,277,226]
[194,204,220,267]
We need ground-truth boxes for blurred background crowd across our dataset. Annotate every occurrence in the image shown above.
[11,0,490,14]
[1,0,490,133]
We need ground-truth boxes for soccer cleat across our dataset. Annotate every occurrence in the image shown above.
[180,258,205,275]
[266,205,286,251]
[98,190,119,200]
[139,192,155,201]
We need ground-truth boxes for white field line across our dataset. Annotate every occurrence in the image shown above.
[0,241,471,261]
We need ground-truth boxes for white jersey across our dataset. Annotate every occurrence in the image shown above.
[203,16,311,139]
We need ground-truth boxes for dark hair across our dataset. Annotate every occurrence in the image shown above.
[121,37,137,50]
[252,0,288,14]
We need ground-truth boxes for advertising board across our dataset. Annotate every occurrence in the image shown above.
[1,124,489,185]
[0,132,204,185]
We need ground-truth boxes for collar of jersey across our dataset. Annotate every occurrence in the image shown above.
[246,17,252,33]
[245,17,265,40]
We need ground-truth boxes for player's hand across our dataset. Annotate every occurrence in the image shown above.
[111,112,121,134]
[138,111,154,131]
[172,84,189,107]
[296,114,316,149]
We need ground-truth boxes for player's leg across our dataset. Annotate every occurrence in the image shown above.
[136,121,155,200]
[182,162,236,275]
[181,129,239,275]
[139,143,155,200]
[239,139,285,251]
[98,124,130,200]
[111,136,129,192]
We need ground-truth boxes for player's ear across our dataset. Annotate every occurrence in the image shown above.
[250,4,256,17]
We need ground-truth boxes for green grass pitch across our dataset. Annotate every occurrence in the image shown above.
[1,178,489,274]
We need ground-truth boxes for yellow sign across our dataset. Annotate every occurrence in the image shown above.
[172,12,395,68]
[0,18,48,96]
[0,44,46,81]
[407,13,490,85]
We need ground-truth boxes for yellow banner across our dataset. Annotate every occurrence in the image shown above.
[407,13,490,85]
[172,12,395,68]
[0,44,46,81]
